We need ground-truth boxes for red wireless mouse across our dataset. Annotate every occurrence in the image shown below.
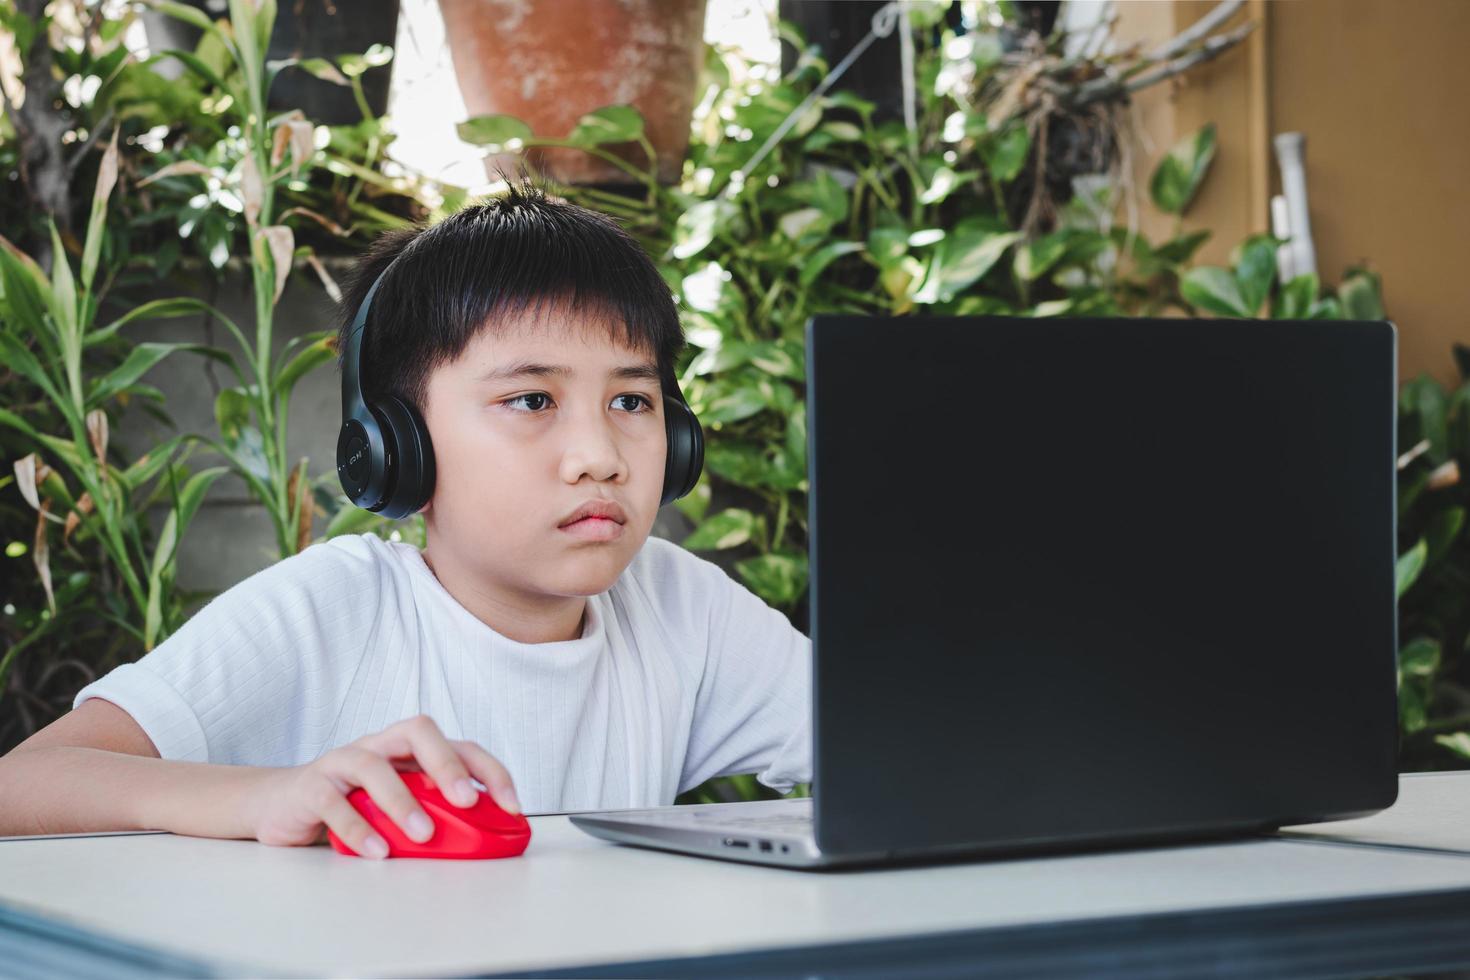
[327,770,531,859]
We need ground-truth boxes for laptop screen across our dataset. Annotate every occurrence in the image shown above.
[805,315,1398,856]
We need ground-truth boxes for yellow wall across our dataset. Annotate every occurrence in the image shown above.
[1114,0,1470,386]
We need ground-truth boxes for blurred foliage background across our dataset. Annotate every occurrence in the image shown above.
[2,1,1464,800]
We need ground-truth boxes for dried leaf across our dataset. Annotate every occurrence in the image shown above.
[286,460,316,553]
[1398,439,1431,471]
[304,251,343,302]
[279,206,349,237]
[63,491,95,545]
[137,160,215,188]
[14,454,42,511]
[257,226,295,304]
[1428,460,1460,491]
[285,118,315,176]
[86,409,109,466]
[35,500,55,615]
[242,154,264,226]
[271,123,292,168]
[95,130,120,210]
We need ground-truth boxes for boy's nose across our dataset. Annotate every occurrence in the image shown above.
[558,418,626,485]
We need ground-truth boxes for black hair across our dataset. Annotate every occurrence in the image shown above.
[335,173,685,414]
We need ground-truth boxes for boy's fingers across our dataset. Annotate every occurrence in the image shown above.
[350,752,438,844]
[359,716,477,809]
[454,740,521,815]
[313,776,389,860]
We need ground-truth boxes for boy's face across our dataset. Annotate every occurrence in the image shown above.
[419,303,667,599]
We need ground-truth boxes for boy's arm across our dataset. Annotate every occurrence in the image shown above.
[0,700,278,838]
[678,558,813,796]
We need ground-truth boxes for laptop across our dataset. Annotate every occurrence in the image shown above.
[570,314,1401,869]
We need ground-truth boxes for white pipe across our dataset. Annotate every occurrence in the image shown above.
[1272,132,1318,280]
[1270,194,1295,283]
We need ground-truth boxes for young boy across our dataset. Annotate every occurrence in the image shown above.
[0,180,812,859]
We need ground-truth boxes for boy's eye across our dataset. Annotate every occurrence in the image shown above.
[502,393,655,415]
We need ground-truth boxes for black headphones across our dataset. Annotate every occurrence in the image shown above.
[336,254,705,519]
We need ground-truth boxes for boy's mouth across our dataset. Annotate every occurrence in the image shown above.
[558,499,628,527]
[558,516,625,542]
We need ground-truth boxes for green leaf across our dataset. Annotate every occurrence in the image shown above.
[144,507,179,648]
[88,343,227,408]
[682,508,763,551]
[918,165,958,205]
[672,473,711,526]
[1014,232,1069,282]
[567,105,645,147]
[1231,234,1279,316]
[1276,273,1320,319]
[673,200,738,260]
[1398,637,1440,682]
[1151,230,1212,265]
[778,207,827,240]
[147,0,219,35]
[1435,732,1470,760]
[818,120,863,142]
[293,56,351,85]
[788,169,848,224]
[1399,680,1427,734]
[175,466,229,533]
[919,224,1020,302]
[705,441,775,487]
[1181,266,1251,317]
[214,387,253,443]
[700,385,767,424]
[982,123,1030,183]
[0,234,53,332]
[734,551,808,607]
[866,226,908,267]
[1338,267,1386,320]
[456,114,534,148]
[1403,376,1449,460]
[119,434,191,494]
[325,502,384,539]
[0,333,66,410]
[1396,538,1427,601]
[785,402,807,474]
[272,333,335,399]
[1150,123,1216,215]
[799,241,863,288]
[747,340,804,381]
[47,222,78,341]
[1426,507,1465,566]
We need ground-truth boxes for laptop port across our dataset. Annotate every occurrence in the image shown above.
[758,840,773,853]
[722,837,750,848]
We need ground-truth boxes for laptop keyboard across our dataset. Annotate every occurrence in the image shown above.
[692,812,814,833]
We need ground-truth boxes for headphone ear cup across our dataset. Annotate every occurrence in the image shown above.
[661,394,704,507]
[372,394,436,520]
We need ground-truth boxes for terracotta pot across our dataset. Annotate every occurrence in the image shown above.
[438,0,708,186]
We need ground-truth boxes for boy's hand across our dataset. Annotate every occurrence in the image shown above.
[249,714,520,858]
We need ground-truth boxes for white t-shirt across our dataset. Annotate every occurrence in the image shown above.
[72,532,812,814]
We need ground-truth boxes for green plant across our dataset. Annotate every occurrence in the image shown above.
[1394,349,1470,770]
[132,0,433,559]
[455,6,1410,800]
[0,136,231,689]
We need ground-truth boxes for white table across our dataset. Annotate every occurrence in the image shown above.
[2,772,1469,978]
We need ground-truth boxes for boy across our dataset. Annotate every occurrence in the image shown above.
[0,180,812,860]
